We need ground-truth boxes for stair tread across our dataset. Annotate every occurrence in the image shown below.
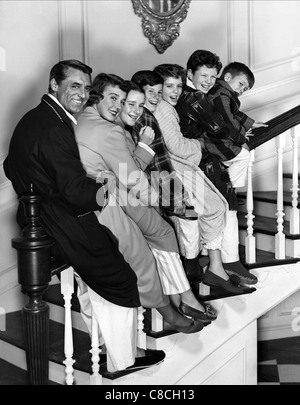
[283,173,300,179]
[0,358,60,385]
[238,212,300,239]
[44,282,81,312]
[239,245,300,269]
[0,311,105,374]
[238,190,300,207]
[0,310,167,381]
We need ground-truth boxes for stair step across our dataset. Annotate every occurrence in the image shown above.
[283,173,300,179]
[239,245,300,270]
[44,282,80,313]
[238,190,300,208]
[0,358,60,385]
[0,311,105,371]
[238,212,300,240]
[0,310,144,381]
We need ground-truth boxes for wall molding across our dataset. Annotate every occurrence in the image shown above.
[242,76,300,115]
[249,0,300,73]
[57,0,88,63]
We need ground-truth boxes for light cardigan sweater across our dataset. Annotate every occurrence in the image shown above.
[155,99,202,169]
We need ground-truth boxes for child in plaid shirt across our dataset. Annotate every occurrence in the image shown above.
[207,61,268,187]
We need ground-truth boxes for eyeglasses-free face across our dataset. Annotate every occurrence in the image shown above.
[188,65,218,94]
[96,85,127,123]
[120,90,145,127]
[162,76,183,106]
[143,84,163,113]
[51,67,91,115]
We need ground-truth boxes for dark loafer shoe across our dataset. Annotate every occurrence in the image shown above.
[178,302,217,322]
[164,318,205,334]
[202,269,250,294]
[223,261,258,285]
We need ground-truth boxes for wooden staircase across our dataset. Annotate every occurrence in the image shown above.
[1,104,300,385]
[1,171,300,385]
[238,181,300,263]
[1,187,300,385]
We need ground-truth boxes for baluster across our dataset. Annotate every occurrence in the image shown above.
[89,314,102,385]
[151,308,164,332]
[275,133,286,259]
[61,267,75,385]
[290,127,300,235]
[137,307,147,350]
[245,149,256,263]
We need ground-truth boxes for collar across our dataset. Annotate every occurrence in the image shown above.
[217,79,239,101]
[47,93,77,125]
[186,78,196,90]
[143,105,155,117]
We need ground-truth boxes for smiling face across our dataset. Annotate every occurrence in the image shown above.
[96,85,126,122]
[143,84,163,113]
[187,65,218,94]
[162,76,183,106]
[224,73,250,97]
[51,67,91,115]
[120,90,145,127]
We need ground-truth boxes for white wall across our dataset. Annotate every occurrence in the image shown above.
[1,0,300,305]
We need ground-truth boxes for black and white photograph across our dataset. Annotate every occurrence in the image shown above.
[0,0,300,387]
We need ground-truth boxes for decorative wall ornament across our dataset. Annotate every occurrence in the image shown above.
[132,0,192,54]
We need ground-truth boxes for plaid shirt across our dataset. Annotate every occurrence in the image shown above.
[131,107,186,215]
[208,79,255,136]
[176,84,245,161]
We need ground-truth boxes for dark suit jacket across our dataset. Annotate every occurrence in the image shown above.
[4,94,140,308]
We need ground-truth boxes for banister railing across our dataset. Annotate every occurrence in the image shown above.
[244,104,300,263]
[11,191,103,385]
[11,190,151,385]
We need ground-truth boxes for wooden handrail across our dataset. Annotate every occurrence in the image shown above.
[247,104,300,150]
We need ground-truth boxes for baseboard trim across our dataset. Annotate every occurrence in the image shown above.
[258,320,300,341]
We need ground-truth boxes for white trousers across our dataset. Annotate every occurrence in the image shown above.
[74,273,137,373]
[221,210,240,263]
[151,248,191,295]
[170,217,201,259]
[223,147,250,188]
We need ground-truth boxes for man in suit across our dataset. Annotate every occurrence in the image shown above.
[4,59,165,372]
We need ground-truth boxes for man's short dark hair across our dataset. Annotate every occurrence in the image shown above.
[131,70,163,88]
[86,73,126,107]
[187,50,222,74]
[48,59,92,93]
[220,62,255,89]
[153,64,187,85]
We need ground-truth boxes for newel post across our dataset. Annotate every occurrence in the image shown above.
[12,188,55,385]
